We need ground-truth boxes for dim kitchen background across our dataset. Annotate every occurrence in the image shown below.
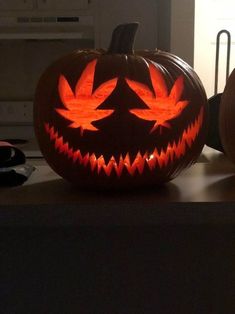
[0,0,234,143]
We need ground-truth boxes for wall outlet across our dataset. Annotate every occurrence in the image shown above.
[0,101,33,125]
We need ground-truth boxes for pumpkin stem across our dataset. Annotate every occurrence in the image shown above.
[107,23,139,54]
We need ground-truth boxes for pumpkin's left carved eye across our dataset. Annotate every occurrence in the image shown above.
[126,63,189,133]
[56,59,118,136]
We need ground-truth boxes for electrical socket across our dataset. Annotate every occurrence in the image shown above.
[0,101,33,125]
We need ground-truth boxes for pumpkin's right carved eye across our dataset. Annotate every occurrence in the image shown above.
[126,63,189,133]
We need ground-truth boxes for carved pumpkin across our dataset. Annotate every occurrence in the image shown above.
[34,23,208,189]
[219,68,235,163]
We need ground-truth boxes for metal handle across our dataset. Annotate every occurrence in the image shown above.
[214,29,231,94]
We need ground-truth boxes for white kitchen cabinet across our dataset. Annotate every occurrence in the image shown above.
[0,0,33,10]
[37,0,89,11]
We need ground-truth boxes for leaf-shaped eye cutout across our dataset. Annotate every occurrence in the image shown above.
[56,59,118,136]
[125,63,189,133]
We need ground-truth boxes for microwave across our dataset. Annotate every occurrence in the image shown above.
[0,0,159,143]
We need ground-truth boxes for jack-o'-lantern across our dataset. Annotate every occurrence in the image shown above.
[34,23,208,189]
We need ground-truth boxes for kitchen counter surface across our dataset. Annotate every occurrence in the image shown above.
[1,146,235,226]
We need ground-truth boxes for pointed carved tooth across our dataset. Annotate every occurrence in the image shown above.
[171,141,177,156]
[134,152,145,174]
[73,149,81,163]
[82,152,90,166]
[89,153,97,171]
[55,136,64,151]
[157,150,164,168]
[123,153,136,176]
[67,147,74,159]
[185,133,193,148]
[59,141,69,154]
[63,142,68,154]
[176,139,185,158]
[124,153,137,175]
[148,158,156,171]
[137,160,145,174]
[172,141,180,159]
[142,151,148,164]
[157,148,169,168]
[45,123,56,141]
[135,151,142,159]
[110,156,117,163]
[167,141,175,162]
[124,153,131,167]
[147,151,157,170]
[48,125,55,141]
[97,155,105,174]
[114,155,124,177]
[153,147,160,159]
[164,151,170,167]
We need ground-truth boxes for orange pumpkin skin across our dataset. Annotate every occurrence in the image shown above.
[34,23,208,189]
[219,68,235,163]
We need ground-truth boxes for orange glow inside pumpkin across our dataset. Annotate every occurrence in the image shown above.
[56,59,118,135]
[126,63,189,132]
[45,107,204,177]
[56,60,190,136]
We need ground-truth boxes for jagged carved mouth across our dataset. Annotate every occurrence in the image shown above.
[44,107,204,177]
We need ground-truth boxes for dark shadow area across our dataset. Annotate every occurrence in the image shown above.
[1,225,234,313]
[199,174,235,201]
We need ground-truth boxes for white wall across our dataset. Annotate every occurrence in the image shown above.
[94,0,158,50]
[194,0,235,97]
[170,0,195,66]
